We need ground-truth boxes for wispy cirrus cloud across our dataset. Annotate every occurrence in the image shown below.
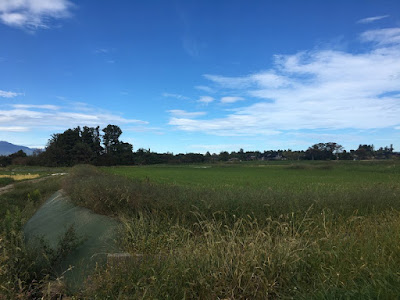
[197,96,214,104]
[169,116,281,136]
[203,74,252,89]
[0,90,22,98]
[12,104,59,110]
[94,48,109,54]
[189,144,254,153]
[125,125,165,135]
[221,96,244,104]
[204,71,290,89]
[195,85,215,93]
[162,92,190,100]
[182,36,200,58]
[0,0,73,30]
[0,103,148,132]
[360,27,400,45]
[169,27,400,137]
[168,109,206,118]
[0,126,30,132]
[357,15,389,24]
[94,48,116,64]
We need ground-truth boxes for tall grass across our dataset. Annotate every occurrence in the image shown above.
[0,176,14,187]
[0,176,80,299]
[63,164,400,298]
[82,210,400,298]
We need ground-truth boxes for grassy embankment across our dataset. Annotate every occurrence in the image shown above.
[60,161,400,299]
[0,167,68,299]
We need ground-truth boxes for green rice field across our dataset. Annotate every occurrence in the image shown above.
[103,160,400,189]
[2,161,400,299]
[73,161,400,298]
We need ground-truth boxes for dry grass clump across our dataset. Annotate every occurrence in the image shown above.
[0,174,40,181]
[82,210,400,299]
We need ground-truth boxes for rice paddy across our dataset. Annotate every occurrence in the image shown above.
[2,161,400,298]
[69,161,400,298]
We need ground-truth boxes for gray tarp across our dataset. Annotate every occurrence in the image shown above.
[24,190,121,288]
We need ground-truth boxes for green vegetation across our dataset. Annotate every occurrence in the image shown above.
[0,165,67,187]
[0,165,67,177]
[0,174,77,299]
[103,160,399,189]
[2,125,397,168]
[2,161,400,298]
[0,176,14,187]
[61,161,400,298]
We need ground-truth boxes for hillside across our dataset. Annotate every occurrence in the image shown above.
[0,141,35,156]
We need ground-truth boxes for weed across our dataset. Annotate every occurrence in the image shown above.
[0,177,14,187]
[0,176,65,298]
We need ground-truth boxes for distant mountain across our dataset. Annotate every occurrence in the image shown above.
[0,141,36,156]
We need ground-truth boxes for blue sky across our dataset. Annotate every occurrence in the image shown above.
[1,0,399,153]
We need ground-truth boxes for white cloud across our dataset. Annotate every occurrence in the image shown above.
[0,104,148,132]
[0,12,27,26]
[0,126,30,132]
[162,93,190,100]
[195,85,215,93]
[357,15,389,24]
[168,109,206,118]
[221,96,244,104]
[170,28,400,136]
[0,90,21,98]
[0,0,72,30]
[94,48,109,54]
[360,27,400,45]
[204,71,289,89]
[198,96,214,104]
[203,74,252,89]
[169,116,281,136]
[125,126,164,135]
[189,144,253,153]
[182,36,199,57]
[13,104,59,110]
[251,71,290,88]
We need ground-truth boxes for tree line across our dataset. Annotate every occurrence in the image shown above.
[0,125,398,167]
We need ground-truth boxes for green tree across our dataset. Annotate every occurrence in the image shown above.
[219,151,230,161]
[355,144,374,160]
[102,125,122,154]
[305,142,343,160]
[43,128,82,166]
[101,125,134,165]
[81,126,103,157]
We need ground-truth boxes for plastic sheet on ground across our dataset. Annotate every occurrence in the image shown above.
[24,190,121,289]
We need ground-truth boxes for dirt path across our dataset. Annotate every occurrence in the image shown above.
[0,174,67,196]
[0,183,15,195]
